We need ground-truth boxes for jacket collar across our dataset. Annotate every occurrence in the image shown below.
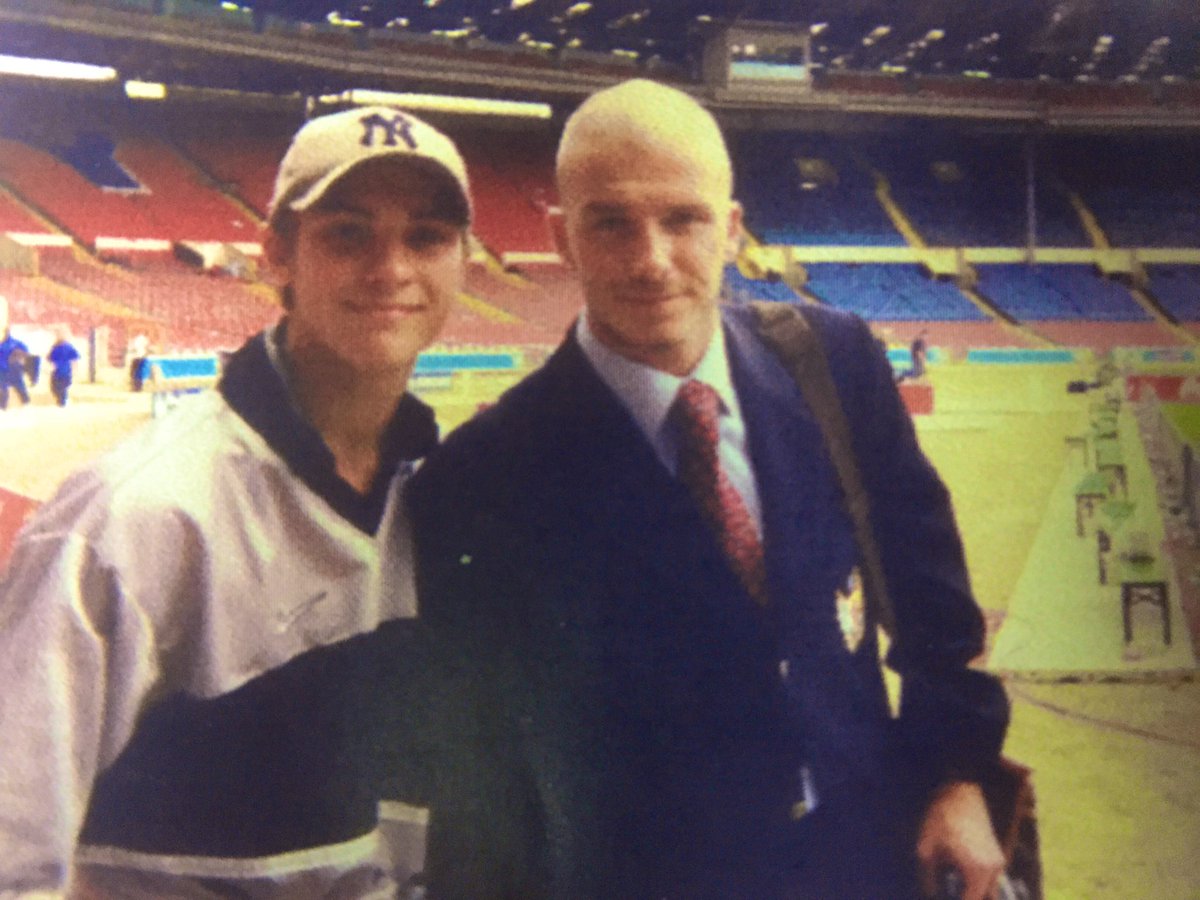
[219,329,438,534]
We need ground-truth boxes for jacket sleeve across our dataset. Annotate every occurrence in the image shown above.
[0,524,160,896]
[401,451,555,900]
[831,314,1010,785]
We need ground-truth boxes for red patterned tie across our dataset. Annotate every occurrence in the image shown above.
[670,379,768,605]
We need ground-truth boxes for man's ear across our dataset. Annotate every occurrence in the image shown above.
[723,201,744,265]
[548,207,576,269]
[261,227,293,290]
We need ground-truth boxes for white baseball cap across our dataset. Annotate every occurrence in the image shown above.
[267,106,472,226]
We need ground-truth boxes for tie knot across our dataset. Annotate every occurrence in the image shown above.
[671,379,721,457]
[674,379,721,427]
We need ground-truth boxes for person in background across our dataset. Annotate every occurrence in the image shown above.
[0,105,470,898]
[47,326,81,407]
[897,328,929,383]
[128,331,149,392]
[404,79,1008,900]
[0,327,31,410]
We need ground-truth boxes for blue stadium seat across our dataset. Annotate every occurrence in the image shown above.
[1057,138,1200,247]
[733,133,905,246]
[802,264,986,321]
[976,266,1150,321]
[55,133,140,190]
[870,134,1089,248]
[1148,266,1200,321]
[723,265,799,304]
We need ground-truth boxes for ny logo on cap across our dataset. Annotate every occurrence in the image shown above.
[359,112,417,151]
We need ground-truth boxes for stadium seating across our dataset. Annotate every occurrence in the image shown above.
[460,135,558,259]
[872,134,1089,248]
[0,269,132,361]
[0,192,52,235]
[801,264,987,320]
[1,104,1196,357]
[36,248,274,346]
[1037,320,1182,350]
[176,129,560,259]
[733,133,905,246]
[723,265,799,304]
[463,263,576,340]
[178,133,288,219]
[976,265,1150,321]
[1058,139,1200,247]
[508,263,586,333]
[113,138,260,243]
[121,253,277,347]
[1148,267,1200,322]
[0,139,139,244]
[0,137,258,245]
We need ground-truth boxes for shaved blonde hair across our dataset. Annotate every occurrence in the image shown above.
[556,79,734,201]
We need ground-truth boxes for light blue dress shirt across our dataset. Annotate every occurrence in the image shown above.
[575,312,763,535]
[576,311,820,812]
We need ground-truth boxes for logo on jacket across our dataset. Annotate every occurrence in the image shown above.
[836,567,866,653]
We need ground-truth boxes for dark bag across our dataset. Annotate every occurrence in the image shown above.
[750,302,1043,900]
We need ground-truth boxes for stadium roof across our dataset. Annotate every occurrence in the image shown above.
[2,0,1198,134]
[259,0,1197,84]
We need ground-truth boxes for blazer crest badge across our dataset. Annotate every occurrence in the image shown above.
[835,567,867,653]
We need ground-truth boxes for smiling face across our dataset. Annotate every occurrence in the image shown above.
[267,157,466,378]
[557,140,741,376]
[555,81,742,376]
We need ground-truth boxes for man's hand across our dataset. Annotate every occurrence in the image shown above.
[915,780,1005,900]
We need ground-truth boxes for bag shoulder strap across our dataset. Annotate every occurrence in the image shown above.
[751,305,1042,881]
[749,301,896,637]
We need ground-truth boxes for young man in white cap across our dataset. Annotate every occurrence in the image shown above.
[0,106,469,898]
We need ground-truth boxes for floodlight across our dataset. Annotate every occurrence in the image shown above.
[125,80,167,100]
[327,89,552,119]
[0,53,116,81]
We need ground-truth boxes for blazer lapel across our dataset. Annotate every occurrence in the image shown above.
[724,310,859,623]
[538,334,752,616]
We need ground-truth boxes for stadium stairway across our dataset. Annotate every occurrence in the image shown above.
[734,233,820,305]
[864,167,1059,347]
[0,182,53,235]
[0,171,86,251]
[457,289,525,327]
[1127,285,1200,347]
[1059,188,1197,346]
[957,282,1058,348]
[168,138,268,233]
[869,166,928,251]
[1065,189,1113,251]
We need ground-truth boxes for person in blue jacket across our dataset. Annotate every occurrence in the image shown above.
[0,327,31,409]
[47,326,82,407]
[401,79,1009,900]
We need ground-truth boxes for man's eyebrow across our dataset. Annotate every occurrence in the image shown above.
[581,202,627,216]
[582,200,711,216]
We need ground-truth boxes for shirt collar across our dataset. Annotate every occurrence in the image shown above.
[576,309,742,451]
[221,324,438,534]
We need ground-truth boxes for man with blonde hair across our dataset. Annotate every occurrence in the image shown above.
[407,79,1008,898]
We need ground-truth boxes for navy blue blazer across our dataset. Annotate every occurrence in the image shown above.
[401,304,1008,899]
